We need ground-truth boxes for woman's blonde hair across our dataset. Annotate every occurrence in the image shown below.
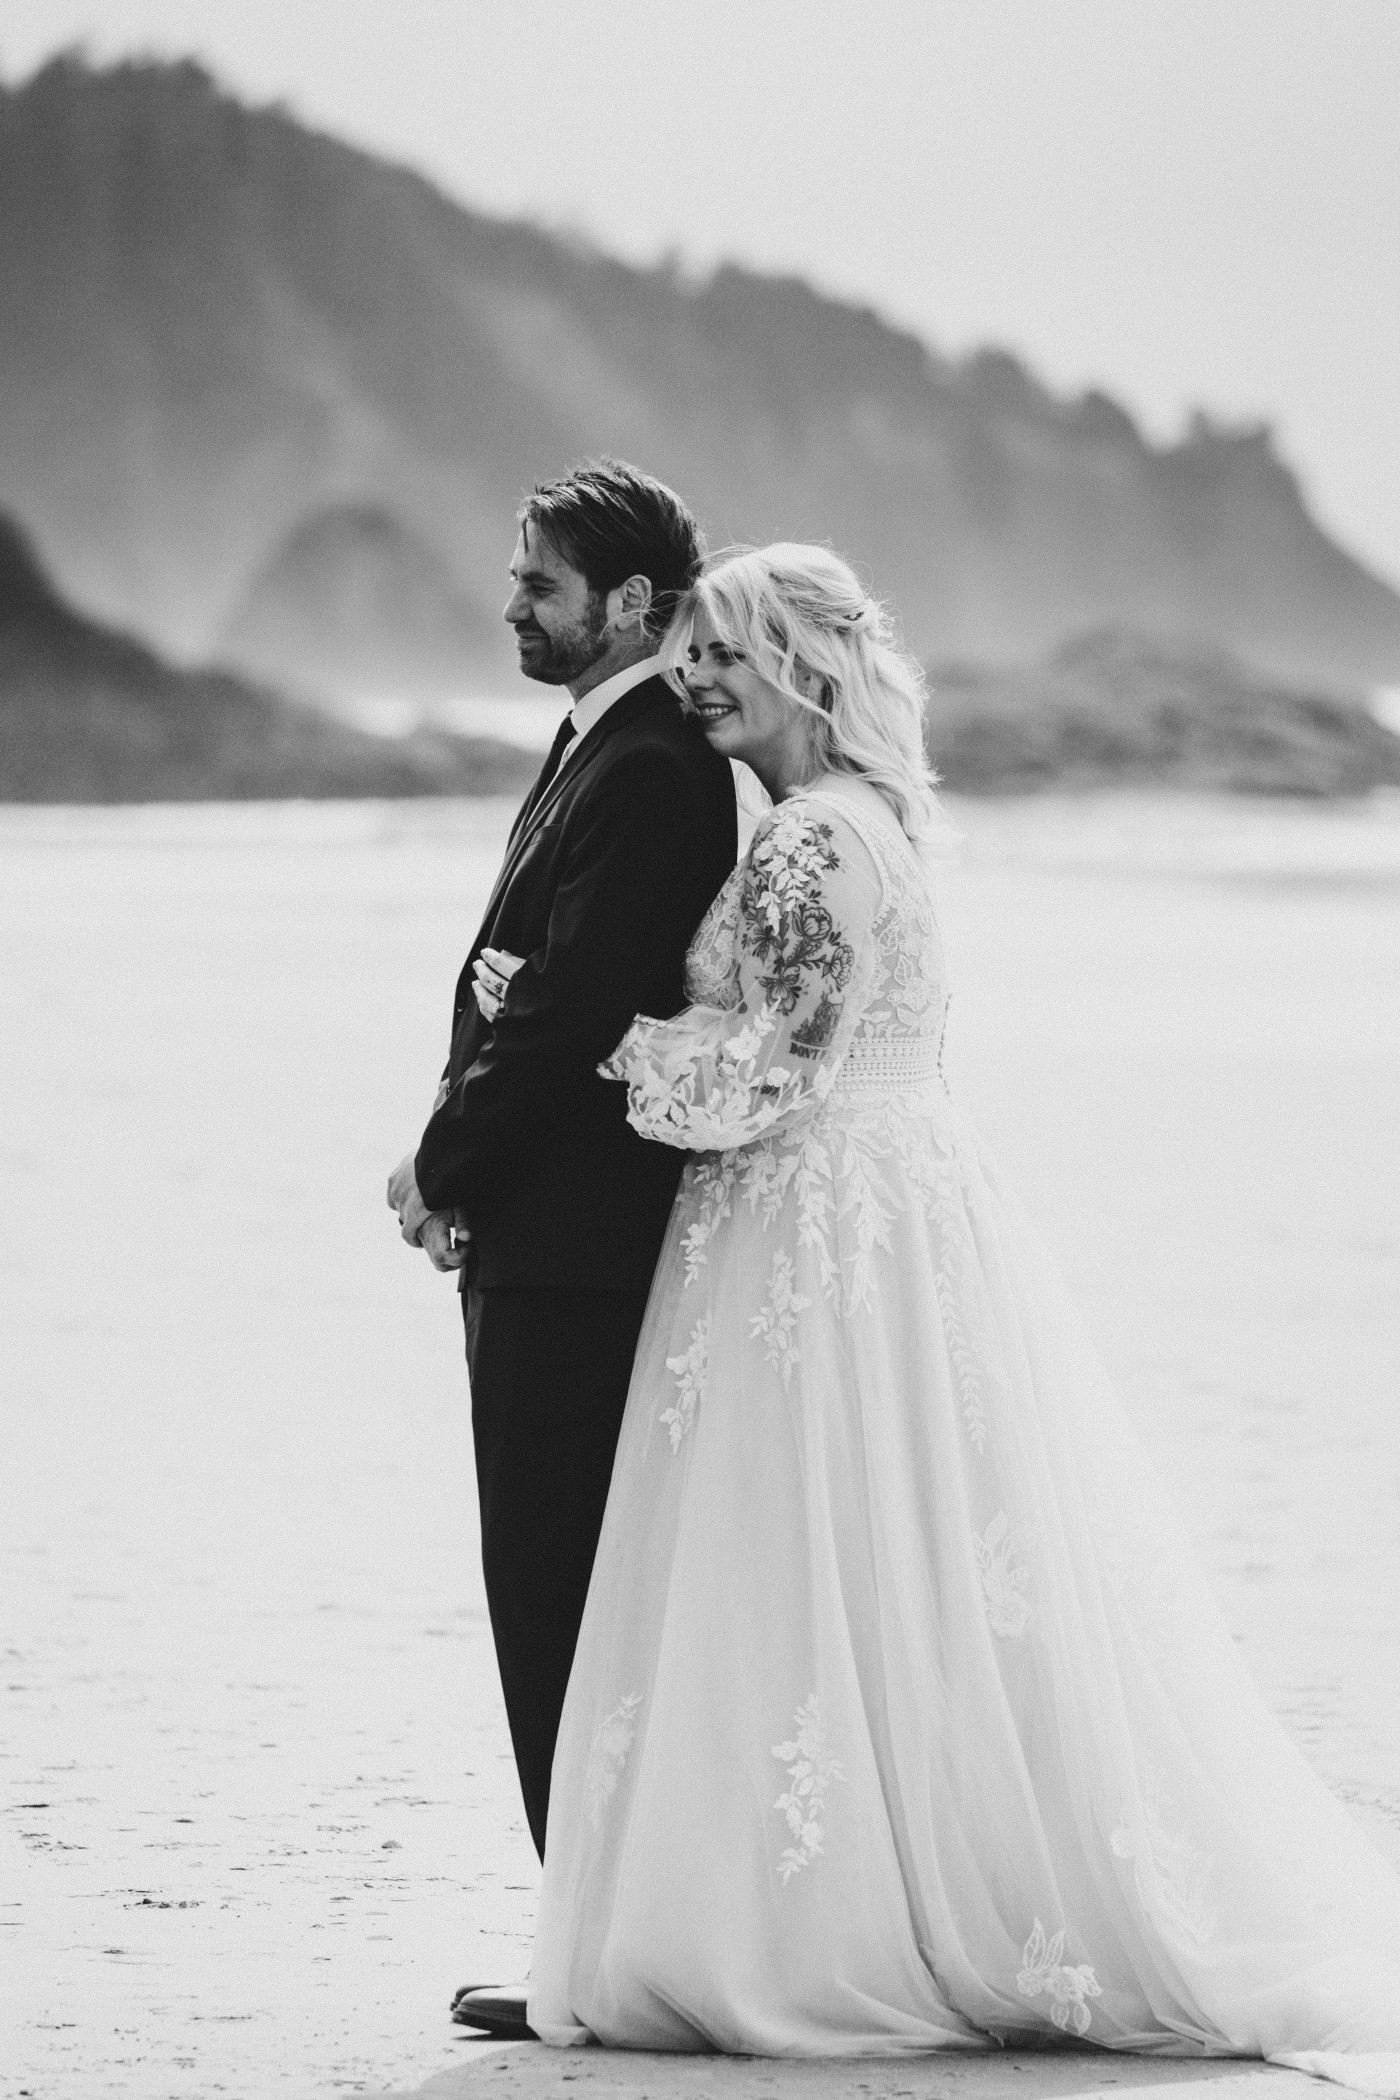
[663,542,940,843]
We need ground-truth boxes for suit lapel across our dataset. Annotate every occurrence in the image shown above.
[506,715,574,849]
[526,675,671,835]
[476,677,672,936]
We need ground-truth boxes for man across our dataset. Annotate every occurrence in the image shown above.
[386,458,736,2035]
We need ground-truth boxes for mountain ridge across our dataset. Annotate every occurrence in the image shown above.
[3,52,1400,695]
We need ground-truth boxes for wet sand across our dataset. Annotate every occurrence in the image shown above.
[371,2045,1317,2100]
[2,793,1397,2098]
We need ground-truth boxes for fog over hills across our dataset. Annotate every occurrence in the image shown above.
[217,502,501,699]
[4,500,1392,803]
[0,514,537,802]
[4,51,1400,702]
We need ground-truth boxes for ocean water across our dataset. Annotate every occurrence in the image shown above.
[2,793,1397,2097]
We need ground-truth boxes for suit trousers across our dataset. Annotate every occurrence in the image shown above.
[462,1283,650,1860]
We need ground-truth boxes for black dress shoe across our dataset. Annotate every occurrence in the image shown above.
[450,1983,536,2039]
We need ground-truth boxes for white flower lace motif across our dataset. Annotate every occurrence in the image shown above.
[676,1099,961,1308]
[750,1251,811,1388]
[662,1317,709,1452]
[928,1167,992,1452]
[626,789,1018,1480]
[582,1693,643,1830]
[1016,1918,1102,2034]
[1112,1770,1218,1946]
[973,1512,1030,1638]
[681,1158,733,1286]
[772,1694,846,1883]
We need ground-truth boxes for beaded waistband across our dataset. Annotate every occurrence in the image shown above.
[832,1036,944,1092]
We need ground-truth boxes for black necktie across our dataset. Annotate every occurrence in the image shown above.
[516,715,576,836]
[548,714,578,780]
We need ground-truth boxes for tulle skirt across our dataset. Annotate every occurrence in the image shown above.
[527,1080,1400,2085]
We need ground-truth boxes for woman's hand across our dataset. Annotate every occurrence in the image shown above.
[472,946,526,1023]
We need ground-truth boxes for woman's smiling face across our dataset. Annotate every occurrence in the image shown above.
[683,602,809,785]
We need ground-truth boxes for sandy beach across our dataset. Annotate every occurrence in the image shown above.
[3,791,1398,2099]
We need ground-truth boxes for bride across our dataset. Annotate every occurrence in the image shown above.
[520,543,1400,2080]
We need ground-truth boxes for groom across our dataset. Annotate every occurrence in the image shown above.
[387,460,735,2014]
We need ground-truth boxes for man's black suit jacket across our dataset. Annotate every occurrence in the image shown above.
[414,676,738,1291]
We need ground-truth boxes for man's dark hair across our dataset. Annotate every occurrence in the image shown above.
[520,457,704,639]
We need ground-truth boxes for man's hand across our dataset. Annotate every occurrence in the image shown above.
[386,1152,431,1245]
[419,1213,467,1273]
[472,946,526,1024]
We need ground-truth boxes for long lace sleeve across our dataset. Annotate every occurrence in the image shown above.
[599,799,880,1150]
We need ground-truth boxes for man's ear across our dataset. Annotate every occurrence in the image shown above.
[609,573,654,632]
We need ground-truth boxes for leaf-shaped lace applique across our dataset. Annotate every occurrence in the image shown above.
[582,1693,643,1830]
[738,1139,803,1229]
[680,1158,734,1286]
[661,1316,709,1452]
[1112,1771,1218,1946]
[833,1119,897,1312]
[790,1132,841,1299]
[750,1250,812,1387]
[1016,1918,1102,2034]
[973,1512,1030,1638]
[930,1168,989,1452]
[772,1694,845,1883]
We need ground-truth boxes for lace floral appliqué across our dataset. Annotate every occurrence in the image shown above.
[930,1170,991,1451]
[750,1251,812,1387]
[772,1694,845,1883]
[600,798,878,1155]
[1016,1919,1102,2034]
[743,814,854,1032]
[973,1512,1030,1637]
[1112,1772,1218,1946]
[582,1693,643,1829]
[662,1317,709,1452]
[681,1157,733,1286]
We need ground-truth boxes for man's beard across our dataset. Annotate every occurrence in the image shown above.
[516,592,610,685]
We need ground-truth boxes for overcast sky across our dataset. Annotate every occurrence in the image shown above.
[5,0,1399,583]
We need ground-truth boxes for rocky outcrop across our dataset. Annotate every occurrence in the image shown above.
[926,629,1400,797]
[217,503,504,701]
[0,515,536,801]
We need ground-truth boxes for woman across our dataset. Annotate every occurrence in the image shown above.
[492,545,1400,2078]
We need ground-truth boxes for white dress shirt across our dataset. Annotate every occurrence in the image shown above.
[552,653,663,778]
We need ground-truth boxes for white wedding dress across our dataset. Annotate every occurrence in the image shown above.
[527,776,1400,2084]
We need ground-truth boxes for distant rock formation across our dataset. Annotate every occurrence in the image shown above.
[3,510,1396,802]
[0,515,537,802]
[217,502,504,700]
[3,54,1400,692]
[926,629,1400,797]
